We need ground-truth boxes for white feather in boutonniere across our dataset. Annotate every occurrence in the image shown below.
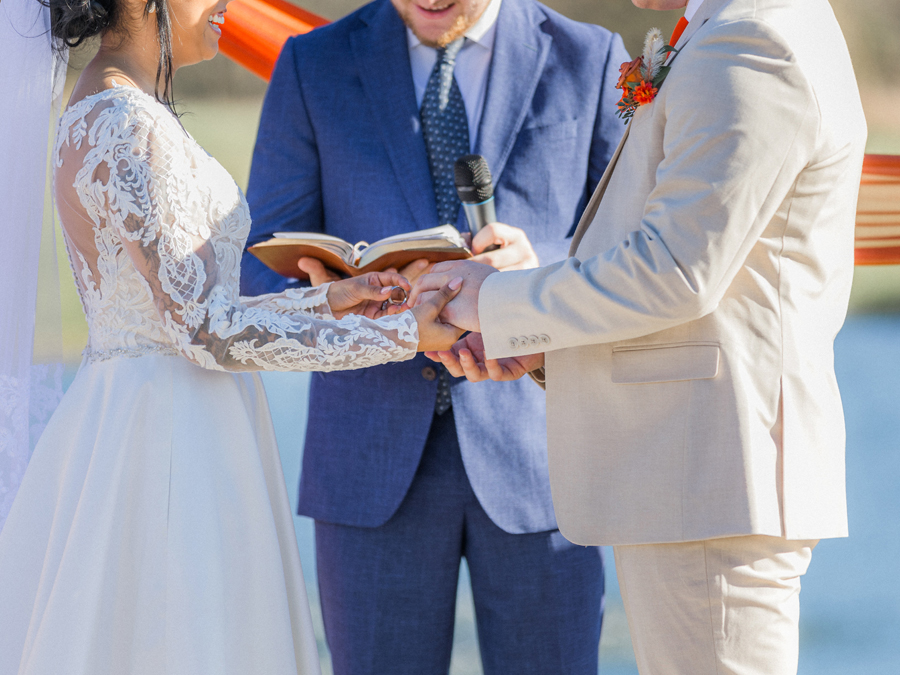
[614,28,678,122]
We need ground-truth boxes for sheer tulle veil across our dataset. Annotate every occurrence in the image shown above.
[0,0,68,530]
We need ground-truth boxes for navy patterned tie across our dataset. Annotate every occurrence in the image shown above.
[420,38,469,415]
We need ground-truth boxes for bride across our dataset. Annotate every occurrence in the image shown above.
[0,0,464,672]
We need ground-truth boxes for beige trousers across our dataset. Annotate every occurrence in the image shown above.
[614,535,818,675]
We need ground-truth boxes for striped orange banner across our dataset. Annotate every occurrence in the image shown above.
[219,1,900,265]
[856,154,900,265]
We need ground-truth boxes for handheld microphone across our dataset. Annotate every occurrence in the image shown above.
[454,154,497,236]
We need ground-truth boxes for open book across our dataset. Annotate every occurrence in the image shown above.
[248,225,472,279]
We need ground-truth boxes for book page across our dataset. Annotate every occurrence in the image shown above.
[273,232,356,264]
[357,225,468,268]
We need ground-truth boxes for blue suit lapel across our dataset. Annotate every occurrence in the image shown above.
[475,0,551,184]
[350,0,438,231]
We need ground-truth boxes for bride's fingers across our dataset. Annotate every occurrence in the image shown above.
[419,277,462,316]
[409,272,455,307]
[413,278,465,351]
[411,290,438,308]
[368,270,411,291]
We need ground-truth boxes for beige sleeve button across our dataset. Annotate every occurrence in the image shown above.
[539,334,551,345]
[508,337,519,351]
[528,335,541,347]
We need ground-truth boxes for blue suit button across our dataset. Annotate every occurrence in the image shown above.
[421,366,438,381]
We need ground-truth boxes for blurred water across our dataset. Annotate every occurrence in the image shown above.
[261,313,900,674]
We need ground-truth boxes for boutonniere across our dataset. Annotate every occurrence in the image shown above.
[615,28,677,122]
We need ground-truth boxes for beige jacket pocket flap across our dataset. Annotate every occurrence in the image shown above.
[611,343,720,384]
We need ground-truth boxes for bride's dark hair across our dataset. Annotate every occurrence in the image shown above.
[44,0,176,111]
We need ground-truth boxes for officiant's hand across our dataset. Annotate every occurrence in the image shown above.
[413,277,467,352]
[471,222,539,271]
[298,257,343,285]
[409,260,496,333]
[425,332,544,382]
[325,270,412,320]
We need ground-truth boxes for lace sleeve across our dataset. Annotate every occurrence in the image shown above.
[239,284,336,321]
[79,97,418,372]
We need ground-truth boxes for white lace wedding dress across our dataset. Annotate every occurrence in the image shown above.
[0,84,418,675]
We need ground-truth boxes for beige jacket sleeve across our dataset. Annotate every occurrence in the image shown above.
[478,19,819,359]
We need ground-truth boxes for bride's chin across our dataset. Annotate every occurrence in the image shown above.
[203,34,222,59]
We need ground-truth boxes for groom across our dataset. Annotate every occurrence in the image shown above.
[414,0,867,672]
[241,0,629,672]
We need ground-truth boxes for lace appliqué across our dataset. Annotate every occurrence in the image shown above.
[83,345,181,363]
[53,86,418,373]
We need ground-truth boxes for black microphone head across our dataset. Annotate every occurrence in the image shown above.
[454,154,494,203]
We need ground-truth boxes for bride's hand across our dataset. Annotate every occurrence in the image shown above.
[324,267,413,320]
[412,277,466,352]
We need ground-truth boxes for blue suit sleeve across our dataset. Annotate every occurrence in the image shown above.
[532,31,630,266]
[241,38,324,297]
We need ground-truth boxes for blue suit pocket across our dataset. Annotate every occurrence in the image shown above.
[517,118,578,142]
[501,120,580,231]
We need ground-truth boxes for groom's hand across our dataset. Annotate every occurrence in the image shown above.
[409,260,496,333]
[426,332,545,382]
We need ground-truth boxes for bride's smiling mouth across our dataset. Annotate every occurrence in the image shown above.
[208,11,225,35]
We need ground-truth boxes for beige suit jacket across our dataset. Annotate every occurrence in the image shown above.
[478,0,866,545]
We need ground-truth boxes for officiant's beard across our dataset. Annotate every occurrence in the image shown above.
[391,0,487,48]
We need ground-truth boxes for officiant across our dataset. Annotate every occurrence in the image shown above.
[240,0,627,671]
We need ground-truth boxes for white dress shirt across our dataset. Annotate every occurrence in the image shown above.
[406,0,502,151]
[684,0,705,22]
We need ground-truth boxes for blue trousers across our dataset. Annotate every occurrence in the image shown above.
[315,410,605,675]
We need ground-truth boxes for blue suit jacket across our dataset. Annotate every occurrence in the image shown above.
[242,0,628,534]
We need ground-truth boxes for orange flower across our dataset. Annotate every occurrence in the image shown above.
[633,81,658,106]
[617,56,644,90]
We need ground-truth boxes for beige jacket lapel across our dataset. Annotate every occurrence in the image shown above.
[569,123,631,256]
[569,0,727,258]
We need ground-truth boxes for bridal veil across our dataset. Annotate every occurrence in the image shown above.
[0,0,68,529]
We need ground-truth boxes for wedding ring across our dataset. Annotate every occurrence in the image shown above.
[388,286,408,306]
[381,286,408,311]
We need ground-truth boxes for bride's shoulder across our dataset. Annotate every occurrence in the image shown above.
[60,80,173,143]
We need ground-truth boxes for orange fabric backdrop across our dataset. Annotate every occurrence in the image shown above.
[219,1,900,265]
[218,0,327,81]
